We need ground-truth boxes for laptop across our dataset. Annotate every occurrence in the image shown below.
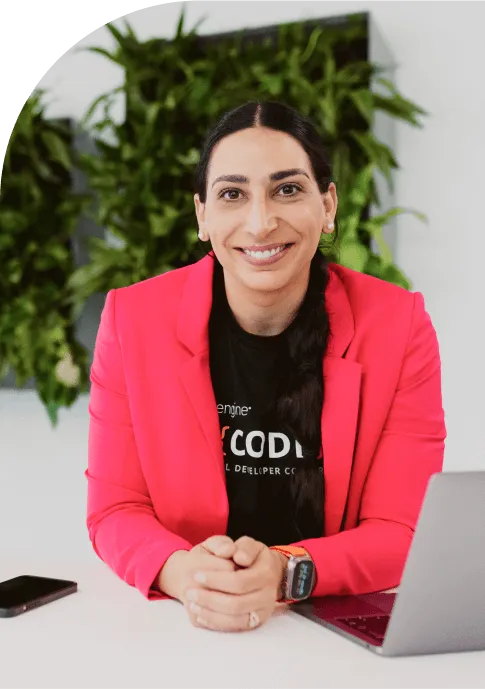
[293,471,485,656]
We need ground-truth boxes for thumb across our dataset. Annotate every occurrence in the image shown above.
[200,535,236,559]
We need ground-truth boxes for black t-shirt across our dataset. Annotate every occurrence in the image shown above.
[208,264,324,546]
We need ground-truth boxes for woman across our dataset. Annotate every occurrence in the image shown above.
[86,100,446,633]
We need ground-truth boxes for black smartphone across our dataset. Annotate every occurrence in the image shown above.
[0,575,78,618]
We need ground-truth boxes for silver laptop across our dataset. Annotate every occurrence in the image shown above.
[293,471,485,656]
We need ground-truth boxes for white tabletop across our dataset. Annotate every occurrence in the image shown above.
[1,392,485,689]
[2,556,485,689]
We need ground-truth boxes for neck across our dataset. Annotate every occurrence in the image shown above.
[222,267,311,337]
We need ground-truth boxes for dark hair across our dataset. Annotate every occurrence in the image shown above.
[194,100,337,540]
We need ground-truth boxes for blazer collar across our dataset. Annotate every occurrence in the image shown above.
[177,255,355,358]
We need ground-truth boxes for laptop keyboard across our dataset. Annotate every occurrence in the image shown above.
[336,615,390,642]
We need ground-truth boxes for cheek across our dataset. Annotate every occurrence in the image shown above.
[207,217,240,251]
[269,199,320,233]
[290,203,323,231]
[205,204,232,234]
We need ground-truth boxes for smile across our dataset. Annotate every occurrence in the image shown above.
[236,243,293,266]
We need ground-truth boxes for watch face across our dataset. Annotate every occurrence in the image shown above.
[290,559,314,600]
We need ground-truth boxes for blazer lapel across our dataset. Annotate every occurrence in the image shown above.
[177,258,362,537]
[322,266,362,536]
[177,257,225,479]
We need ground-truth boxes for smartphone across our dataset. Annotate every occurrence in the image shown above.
[0,575,78,618]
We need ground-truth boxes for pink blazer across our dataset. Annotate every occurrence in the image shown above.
[86,256,446,600]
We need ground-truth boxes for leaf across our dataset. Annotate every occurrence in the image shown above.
[67,262,108,296]
[350,131,397,183]
[40,130,71,169]
[317,94,337,137]
[86,46,123,67]
[33,157,59,182]
[348,89,374,125]
[146,102,162,125]
[366,207,428,227]
[148,213,168,237]
[45,400,60,427]
[300,27,323,64]
[0,209,28,232]
[175,3,187,39]
[382,264,411,290]
[338,211,361,240]
[188,13,209,36]
[334,61,380,87]
[260,73,284,96]
[105,22,128,48]
[366,255,411,289]
[175,148,200,167]
[80,91,117,128]
[362,222,393,265]
[337,241,369,272]
[348,165,374,209]
[149,206,180,237]
[374,78,428,125]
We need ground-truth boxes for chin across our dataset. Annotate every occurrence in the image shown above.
[242,267,295,294]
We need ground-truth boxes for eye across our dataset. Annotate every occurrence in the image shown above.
[219,188,243,202]
[277,183,302,197]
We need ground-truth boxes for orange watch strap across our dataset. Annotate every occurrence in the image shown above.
[270,545,309,559]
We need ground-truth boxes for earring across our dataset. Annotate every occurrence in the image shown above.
[327,221,335,231]
[198,231,207,241]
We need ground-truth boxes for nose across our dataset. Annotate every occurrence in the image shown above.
[247,197,277,238]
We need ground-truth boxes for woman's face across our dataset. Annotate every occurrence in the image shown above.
[194,127,337,295]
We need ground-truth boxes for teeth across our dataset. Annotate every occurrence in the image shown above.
[244,245,285,259]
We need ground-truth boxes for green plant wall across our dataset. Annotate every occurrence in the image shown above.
[0,9,429,424]
[69,9,427,307]
[0,91,90,424]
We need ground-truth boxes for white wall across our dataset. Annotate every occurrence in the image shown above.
[5,1,485,471]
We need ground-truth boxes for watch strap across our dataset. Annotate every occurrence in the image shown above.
[270,545,309,559]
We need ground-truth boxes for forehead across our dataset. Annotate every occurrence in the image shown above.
[207,127,311,181]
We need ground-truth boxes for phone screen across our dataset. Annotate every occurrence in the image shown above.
[0,575,75,609]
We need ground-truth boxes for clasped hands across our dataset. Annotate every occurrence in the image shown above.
[158,535,288,632]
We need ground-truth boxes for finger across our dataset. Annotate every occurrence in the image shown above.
[193,561,271,596]
[232,536,264,568]
[187,603,268,633]
[181,555,235,605]
[200,535,236,560]
[185,585,267,616]
[198,551,236,572]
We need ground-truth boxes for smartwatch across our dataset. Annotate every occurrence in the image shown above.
[270,545,316,603]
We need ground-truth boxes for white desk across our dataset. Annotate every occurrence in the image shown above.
[1,392,485,688]
[2,555,485,689]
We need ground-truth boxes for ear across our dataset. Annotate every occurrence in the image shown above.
[321,182,338,233]
[194,193,206,229]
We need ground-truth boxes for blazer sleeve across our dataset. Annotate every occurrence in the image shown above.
[86,289,193,600]
[295,291,446,597]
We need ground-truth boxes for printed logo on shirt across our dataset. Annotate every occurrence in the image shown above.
[219,425,322,477]
[217,403,251,418]
[224,428,304,459]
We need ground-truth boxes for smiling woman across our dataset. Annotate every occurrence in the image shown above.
[194,103,337,562]
[86,100,446,635]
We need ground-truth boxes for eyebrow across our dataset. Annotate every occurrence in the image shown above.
[211,168,310,189]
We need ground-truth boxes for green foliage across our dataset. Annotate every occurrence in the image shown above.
[71,10,428,302]
[0,90,91,425]
[0,11,429,426]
